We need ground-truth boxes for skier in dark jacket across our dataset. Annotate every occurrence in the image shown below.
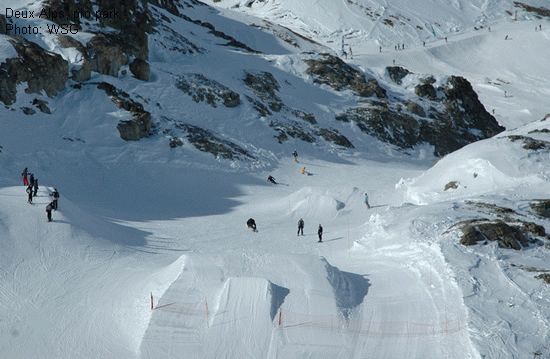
[26,185,33,204]
[247,218,257,232]
[318,224,323,242]
[29,173,35,187]
[267,175,277,184]
[46,202,53,222]
[33,178,39,196]
[292,150,298,163]
[297,218,304,236]
[51,188,60,210]
[22,168,29,186]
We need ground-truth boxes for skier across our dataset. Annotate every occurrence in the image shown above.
[379,45,382,53]
[505,35,508,40]
[423,41,426,47]
[33,177,39,196]
[51,188,60,210]
[246,218,257,232]
[21,167,29,186]
[317,224,323,243]
[297,218,304,236]
[46,202,53,222]
[444,37,448,43]
[29,173,35,187]
[364,192,371,209]
[349,46,353,59]
[26,185,33,204]
[267,175,277,184]
[300,166,306,175]
[292,150,298,162]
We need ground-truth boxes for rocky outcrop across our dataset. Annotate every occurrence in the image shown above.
[56,35,92,82]
[0,38,68,105]
[457,220,531,250]
[530,200,550,218]
[305,54,386,98]
[0,15,7,35]
[97,82,151,141]
[129,58,150,81]
[176,73,240,108]
[386,66,410,85]
[444,181,459,191]
[317,128,354,148]
[508,135,550,150]
[270,121,316,144]
[175,123,254,160]
[514,2,550,18]
[32,99,51,114]
[244,71,282,112]
[336,75,504,156]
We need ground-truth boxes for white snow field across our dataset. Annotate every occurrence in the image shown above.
[1,0,550,358]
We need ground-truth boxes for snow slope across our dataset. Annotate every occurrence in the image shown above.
[1,0,550,358]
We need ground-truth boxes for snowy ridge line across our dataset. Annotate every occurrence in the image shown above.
[152,298,466,337]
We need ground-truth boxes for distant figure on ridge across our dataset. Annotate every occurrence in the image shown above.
[318,224,323,242]
[51,188,60,210]
[46,202,54,222]
[247,218,257,232]
[33,177,39,196]
[21,167,29,186]
[364,192,371,209]
[29,173,35,187]
[297,218,304,236]
[26,185,33,204]
[267,175,277,184]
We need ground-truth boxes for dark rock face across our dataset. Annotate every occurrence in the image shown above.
[244,72,282,112]
[0,38,68,106]
[0,15,7,35]
[536,274,550,284]
[176,73,240,108]
[57,35,92,82]
[32,99,51,114]
[317,128,354,148]
[129,58,150,81]
[305,54,386,98]
[514,2,550,18]
[336,75,504,156]
[530,200,550,218]
[270,121,316,144]
[87,34,130,77]
[97,82,151,141]
[458,220,529,250]
[444,181,459,191]
[508,135,550,150]
[386,66,411,85]
[175,123,254,160]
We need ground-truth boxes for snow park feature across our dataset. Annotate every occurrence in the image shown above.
[1,0,550,358]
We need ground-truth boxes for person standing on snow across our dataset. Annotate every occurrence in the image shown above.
[318,224,323,243]
[51,188,60,210]
[267,175,277,184]
[46,202,54,222]
[247,218,257,232]
[364,192,371,209]
[22,168,29,186]
[33,178,39,196]
[297,218,304,236]
[29,173,35,187]
[26,185,33,204]
[292,150,298,162]
[300,166,306,175]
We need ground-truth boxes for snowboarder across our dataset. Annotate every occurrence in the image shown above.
[267,175,277,184]
[379,46,382,53]
[349,46,353,58]
[300,166,306,175]
[247,218,257,232]
[297,218,304,236]
[504,90,508,98]
[317,224,323,242]
[46,202,53,222]
[392,59,396,65]
[21,168,29,186]
[26,185,33,204]
[364,192,371,209]
[29,173,35,187]
[33,178,39,196]
[539,24,542,31]
[444,37,448,43]
[292,150,298,162]
[422,41,425,47]
[51,188,60,210]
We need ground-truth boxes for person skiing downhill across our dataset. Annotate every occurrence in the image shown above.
[318,224,323,242]
[297,218,304,236]
[247,218,257,232]
[364,192,371,209]
[267,175,277,184]
[46,202,53,222]
[292,150,298,163]
[21,168,29,186]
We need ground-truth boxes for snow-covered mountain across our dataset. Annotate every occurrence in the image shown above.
[0,0,549,358]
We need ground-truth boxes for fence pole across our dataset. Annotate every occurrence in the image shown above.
[205,299,209,327]
[150,292,154,310]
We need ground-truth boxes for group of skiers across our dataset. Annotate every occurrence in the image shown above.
[255,151,372,242]
[21,167,60,222]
